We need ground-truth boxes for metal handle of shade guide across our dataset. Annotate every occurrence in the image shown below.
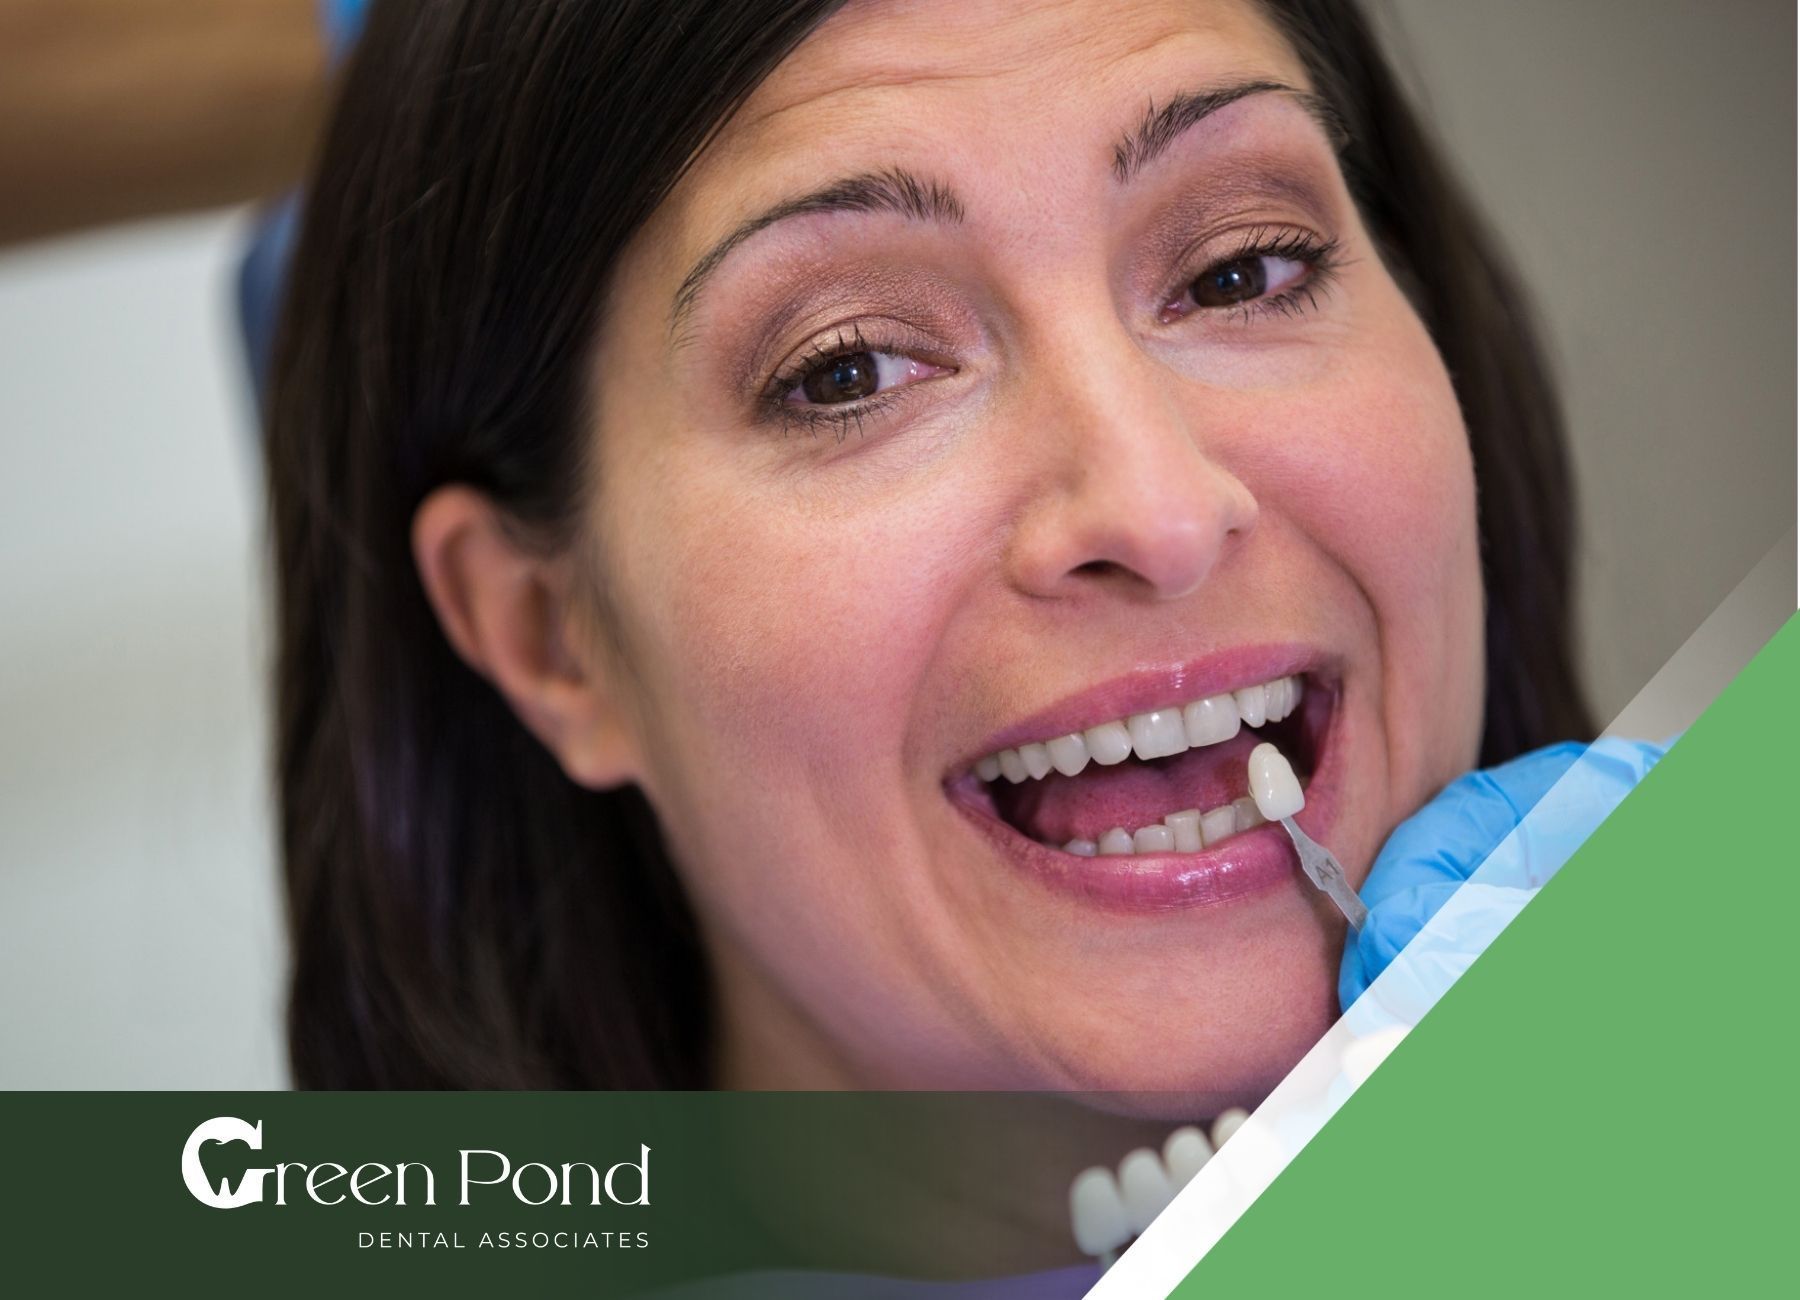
[1279,816,1368,931]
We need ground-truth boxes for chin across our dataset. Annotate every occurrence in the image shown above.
[1018,914,1343,1113]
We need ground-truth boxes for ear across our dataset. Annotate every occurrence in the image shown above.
[411,485,640,790]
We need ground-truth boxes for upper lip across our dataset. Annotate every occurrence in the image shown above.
[951,641,1331,775]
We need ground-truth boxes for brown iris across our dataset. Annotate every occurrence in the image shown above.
[801,351,881,404]
[1191,256,1268,308]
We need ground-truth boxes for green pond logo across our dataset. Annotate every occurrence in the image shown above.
[180,1117,651,1210]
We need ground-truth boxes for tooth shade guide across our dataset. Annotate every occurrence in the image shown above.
[1163,1126,1213,1185]
[1247,741,1306,821]
[1211,1107,1250,1148]
[1069,1166,1132,1260]
[1071,1127,1218,1267]
[1117,1147,1176,1235]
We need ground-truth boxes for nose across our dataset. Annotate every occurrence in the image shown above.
[1005,342,1258,603]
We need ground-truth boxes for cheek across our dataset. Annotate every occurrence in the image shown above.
[1250,313,1485,782]
[603,448,973,805]
[1300,373,1476,626]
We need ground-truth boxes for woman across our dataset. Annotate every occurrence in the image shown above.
[271,0,1597,1107]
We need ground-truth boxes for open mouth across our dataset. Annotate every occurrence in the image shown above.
[945,663,1338,908]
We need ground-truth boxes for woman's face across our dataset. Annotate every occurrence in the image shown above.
[581,0,1484,1099]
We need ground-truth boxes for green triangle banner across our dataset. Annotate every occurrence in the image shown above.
[1167,611,1798,1296]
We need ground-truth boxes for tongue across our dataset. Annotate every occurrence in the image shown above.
[997,730,1264,844]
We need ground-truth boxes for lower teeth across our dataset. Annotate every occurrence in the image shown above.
[1059,793,1272,858]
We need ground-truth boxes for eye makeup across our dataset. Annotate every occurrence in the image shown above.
[691,130,1357,448]
[1157,223,1346,328]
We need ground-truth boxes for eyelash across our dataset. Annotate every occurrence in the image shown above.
[1164,225,1345,326]
[761,324,909,441]
[758,226,1345,442]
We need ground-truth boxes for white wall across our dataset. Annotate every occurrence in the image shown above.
[0,212,287,1086]
[1379,0,1795,720]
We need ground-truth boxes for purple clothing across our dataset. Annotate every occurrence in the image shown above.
[650,1265,1103,1299]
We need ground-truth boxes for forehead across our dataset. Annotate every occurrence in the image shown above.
[759,0,1296,99]
[645,0,1310,275]
[746,0,1298,118]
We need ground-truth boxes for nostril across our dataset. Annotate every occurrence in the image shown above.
[1071,559,1131,581]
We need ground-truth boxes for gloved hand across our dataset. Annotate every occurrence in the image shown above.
[1338,737,1669,1012]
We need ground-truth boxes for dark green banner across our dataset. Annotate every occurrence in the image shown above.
[0,1091,1160,1295]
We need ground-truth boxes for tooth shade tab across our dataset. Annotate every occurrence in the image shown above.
[1248,741,1306,821]
[1163,1126,1213,1186]
[973,674,1305,783]
[1117,1148,1176,1235]
[1211,1107,1250,1149]
[1070,1167,1132,1258]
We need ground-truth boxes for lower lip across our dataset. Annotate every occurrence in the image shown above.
[946,699,1345,914]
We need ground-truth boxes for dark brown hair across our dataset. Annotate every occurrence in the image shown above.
[267,0,1593,1089]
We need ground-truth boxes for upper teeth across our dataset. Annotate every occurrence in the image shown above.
[974,674,1303,784]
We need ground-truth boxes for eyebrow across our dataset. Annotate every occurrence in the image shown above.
[1111,79,1350,182]
[669,78,1348,337]
[669,167,965,338]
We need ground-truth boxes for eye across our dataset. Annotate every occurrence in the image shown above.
[781,341,948,407]
[1188,253,1303,306]
[800,350,879,404]
[758,323,959,442]
[1182,252,1309,310]
[1159,229,1343,326]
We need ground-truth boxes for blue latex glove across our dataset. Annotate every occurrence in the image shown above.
[1339,737,1668,1011]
